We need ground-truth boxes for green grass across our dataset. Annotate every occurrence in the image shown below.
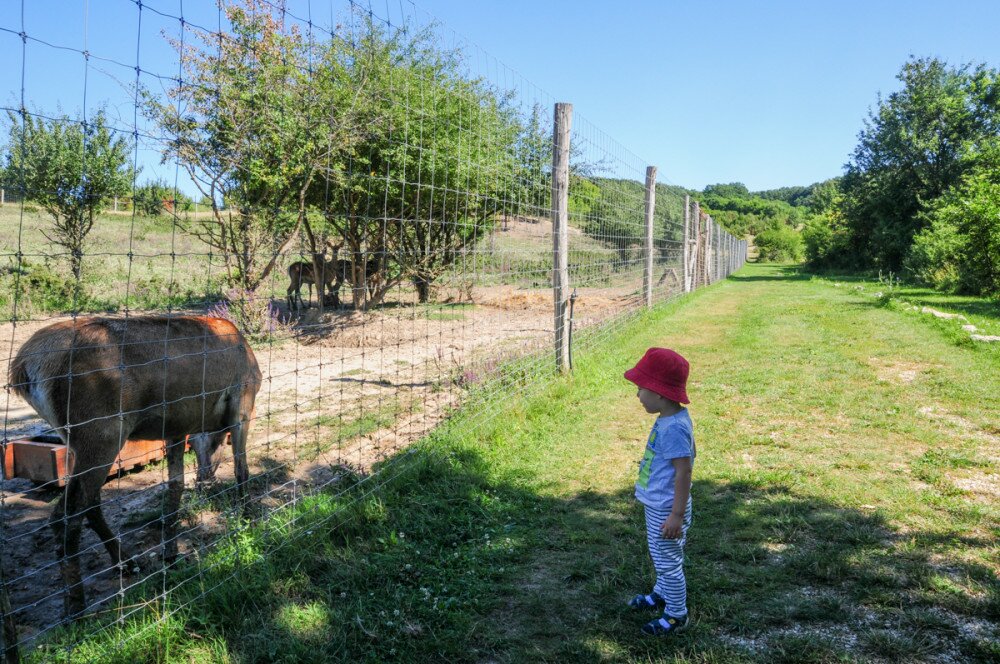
[808,268,1000,337]
[23,263,1000,662]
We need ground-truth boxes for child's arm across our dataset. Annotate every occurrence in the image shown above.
[660,457,692,539]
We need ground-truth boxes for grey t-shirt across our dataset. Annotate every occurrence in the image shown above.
[634,408,696,509]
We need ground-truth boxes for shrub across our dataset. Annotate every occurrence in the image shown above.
[904,218,963,291]
[906,168,1000,296]
[754,224,803,262]
[207,288,288,342]
[802,213,853,268]
[0,259,86,316]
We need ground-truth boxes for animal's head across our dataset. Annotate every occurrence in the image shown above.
[324,239,344,259]
[188,432,229,483]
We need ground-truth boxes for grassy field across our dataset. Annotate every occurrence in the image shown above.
[26,262,999,663]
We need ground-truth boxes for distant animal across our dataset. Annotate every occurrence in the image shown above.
[286,240,343,310]
[8,315,262,617]
[327,255,382,307]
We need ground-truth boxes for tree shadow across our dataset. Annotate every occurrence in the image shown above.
[20,445,999,663]
[728,265,811,282]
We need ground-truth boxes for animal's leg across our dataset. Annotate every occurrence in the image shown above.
[53,434,120,618]
[162,438,186,563]
[84,502,124,568]
[226,401,253,514]
[52,474,99,616]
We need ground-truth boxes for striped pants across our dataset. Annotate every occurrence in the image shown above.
[644,500,692,617]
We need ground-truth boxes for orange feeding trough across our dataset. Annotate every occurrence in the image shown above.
[1,435,207,487]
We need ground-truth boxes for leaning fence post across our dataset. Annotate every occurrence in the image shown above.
[552,102,572,373]
[643,166,656,307]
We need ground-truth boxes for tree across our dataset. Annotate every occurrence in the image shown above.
[146,0,356,317]
[134,179,193,216]
[905,142,1000,295]
[2,109,134,280]
[315,19,521,306]
[840,57,1000,270]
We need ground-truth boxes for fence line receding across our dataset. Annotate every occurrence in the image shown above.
[0,0,746,657]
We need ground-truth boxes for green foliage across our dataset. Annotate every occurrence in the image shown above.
[839,57,1000,271]
[146,0,342,295]
[704,182,749,199]
[133,179,193,216]
[802,213,850,268]
[319,18,523,305]
[1,109,135,280]
[570,177,689,267]
[698,182,814,237]
[754,223,803,262]
[906,151,1000,296]
[0,258,85,317]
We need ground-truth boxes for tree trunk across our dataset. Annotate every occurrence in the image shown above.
[414,275,431,303]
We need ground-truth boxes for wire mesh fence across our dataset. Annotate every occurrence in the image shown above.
[0,0,745,658]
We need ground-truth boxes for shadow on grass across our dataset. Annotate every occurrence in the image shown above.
[22,445,1000,663]
[894,295,1000,323]
[728,265,811,282]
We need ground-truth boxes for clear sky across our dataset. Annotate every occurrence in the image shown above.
[411,0,1000,190]
[2,0,999,192]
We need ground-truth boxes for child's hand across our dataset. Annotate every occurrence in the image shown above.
[660,513,684,539]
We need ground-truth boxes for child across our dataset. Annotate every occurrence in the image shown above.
[624,347,695,636]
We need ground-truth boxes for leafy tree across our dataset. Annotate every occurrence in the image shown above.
[840,57,1000,270]
[905,143,1000,295]
[2,109,134,280]
[316,19,521,306]
[513,102,551,220]
[703,182,749,199]
[133,179,193,216]
[754,222,803,262]
[146,0,355,313]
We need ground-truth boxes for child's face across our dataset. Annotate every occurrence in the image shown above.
[636,387,667,414]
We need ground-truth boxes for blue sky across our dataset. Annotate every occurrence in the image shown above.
[2,0,999,192]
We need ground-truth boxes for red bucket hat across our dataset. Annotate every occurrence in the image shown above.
[624,348,690,404]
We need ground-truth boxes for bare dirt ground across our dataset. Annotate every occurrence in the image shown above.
[0,282,635,642]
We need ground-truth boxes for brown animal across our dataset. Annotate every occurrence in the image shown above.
[328,255,382,307]
[286,241,343,310]
[8,315,262,617]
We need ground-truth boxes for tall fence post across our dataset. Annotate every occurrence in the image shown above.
[682,194,690,292]
[704,216,713,285]
[551,102,572,373]
[643,165,656,307]
[0,188,4,207]
[692,200,702,289]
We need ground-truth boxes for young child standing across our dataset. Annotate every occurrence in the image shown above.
[624,347,695,636]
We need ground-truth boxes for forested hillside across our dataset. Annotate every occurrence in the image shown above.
[805,57,1000,297]
[691,56,999,299]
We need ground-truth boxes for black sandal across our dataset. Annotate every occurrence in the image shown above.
[626,592,666,610]
[641,613,689,636]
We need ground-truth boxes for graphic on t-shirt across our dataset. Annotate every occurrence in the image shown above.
[637,430,657,489]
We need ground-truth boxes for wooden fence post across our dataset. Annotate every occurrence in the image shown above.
[551,102,572,373]
[692,201,702,288]
[682,195,690,292]
[643,166,656,307]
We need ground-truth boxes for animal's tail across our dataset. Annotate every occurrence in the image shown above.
[7,351,31,400]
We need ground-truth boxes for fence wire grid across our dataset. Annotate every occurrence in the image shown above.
[0,0,746,658]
